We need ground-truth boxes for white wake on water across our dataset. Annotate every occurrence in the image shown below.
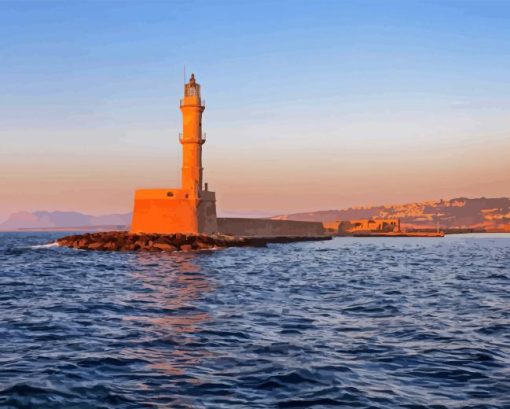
[31,242,59,249]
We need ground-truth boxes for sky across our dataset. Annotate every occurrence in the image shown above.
[1,0,509,221]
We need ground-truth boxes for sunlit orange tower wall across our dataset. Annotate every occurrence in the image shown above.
[130,74,218,234]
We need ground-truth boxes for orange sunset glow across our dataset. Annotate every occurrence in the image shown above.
[1,1,509,224]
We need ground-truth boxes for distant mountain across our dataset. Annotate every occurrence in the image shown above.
[272,197,510,232]
[3,197,510,232]
[0,211,131,230]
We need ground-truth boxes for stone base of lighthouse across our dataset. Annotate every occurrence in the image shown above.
[130,188,218,234]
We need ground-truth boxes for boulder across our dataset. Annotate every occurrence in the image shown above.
[153,242,177,252]
[88,242,103,250]
[196,241,213,250]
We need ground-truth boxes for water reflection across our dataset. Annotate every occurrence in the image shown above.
[123,252,213,405]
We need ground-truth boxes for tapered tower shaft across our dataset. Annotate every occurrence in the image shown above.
[180,74,205,196]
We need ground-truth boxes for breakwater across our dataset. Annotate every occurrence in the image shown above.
[57,231,331,252]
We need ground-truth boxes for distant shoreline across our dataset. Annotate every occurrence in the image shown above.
[1,227,509,237]
[0,225,128,233]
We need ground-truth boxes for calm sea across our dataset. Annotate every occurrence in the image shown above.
[1,232,509,408]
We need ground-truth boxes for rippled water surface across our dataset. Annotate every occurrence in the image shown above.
[1,232,509,408]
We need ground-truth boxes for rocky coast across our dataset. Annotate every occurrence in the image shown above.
[57,231,331,252]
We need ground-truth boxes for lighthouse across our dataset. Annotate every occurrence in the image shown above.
[180,73,205,194]
[130,74,218,234]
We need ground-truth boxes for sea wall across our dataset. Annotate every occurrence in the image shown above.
[217,218,325,237]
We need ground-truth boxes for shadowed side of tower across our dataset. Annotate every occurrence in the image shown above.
[130,74,218,234]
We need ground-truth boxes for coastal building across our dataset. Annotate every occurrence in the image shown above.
[130,75,324,237]
[324,219,401,234]
[131,75,217,234]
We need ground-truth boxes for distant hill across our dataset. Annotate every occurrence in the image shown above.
[0,211,131,231]
[272,197,510,232]
[2,197,510,232]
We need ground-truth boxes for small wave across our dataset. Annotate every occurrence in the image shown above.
[30,242,59,249]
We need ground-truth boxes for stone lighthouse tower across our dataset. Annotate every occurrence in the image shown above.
[130,74,218,234]
[180,74,205,195]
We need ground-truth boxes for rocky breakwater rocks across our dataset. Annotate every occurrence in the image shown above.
[56,231,257,252]
[56,231,332,252]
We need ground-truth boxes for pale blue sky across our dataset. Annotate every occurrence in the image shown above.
[1,0,509,220]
